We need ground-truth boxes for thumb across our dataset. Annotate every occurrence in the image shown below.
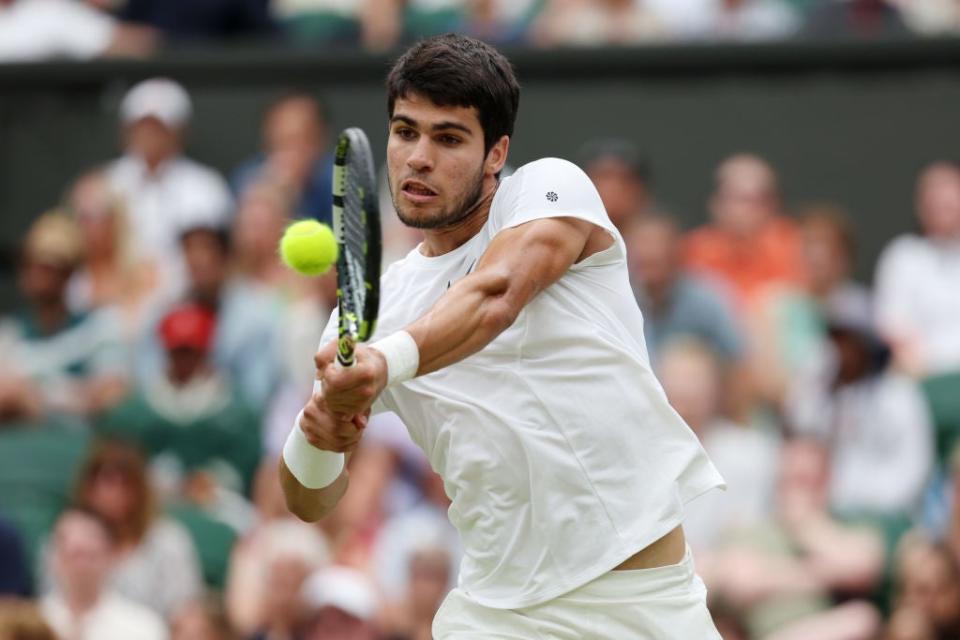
[315,339,339,375]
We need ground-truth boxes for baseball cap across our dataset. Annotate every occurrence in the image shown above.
[158,304,216,351]
[301,566,378,621]
[120,78,192,129]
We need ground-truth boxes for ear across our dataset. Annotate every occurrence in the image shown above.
[484,135,510,177]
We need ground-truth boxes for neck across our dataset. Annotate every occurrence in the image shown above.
[65,584,101,615]
[35,300,69,333]
[420,177,498,257]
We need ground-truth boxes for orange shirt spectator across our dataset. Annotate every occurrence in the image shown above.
[683,153,805,310]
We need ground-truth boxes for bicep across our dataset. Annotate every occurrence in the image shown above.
[473,216,598,310]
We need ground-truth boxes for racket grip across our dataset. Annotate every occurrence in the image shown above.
[336,334,356,367]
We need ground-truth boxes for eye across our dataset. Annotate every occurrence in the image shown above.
[438,134,462,146]
[394,127,417,141]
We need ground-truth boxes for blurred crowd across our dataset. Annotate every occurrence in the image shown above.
[5,0,960,63]
[0,75,959,640]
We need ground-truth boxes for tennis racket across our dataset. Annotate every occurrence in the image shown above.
[332,127,382,367]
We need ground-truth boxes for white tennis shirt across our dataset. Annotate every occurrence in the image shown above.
[317,158,724,608]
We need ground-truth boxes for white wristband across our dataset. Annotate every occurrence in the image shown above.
[369,330,420,386]
[282,411,345,489]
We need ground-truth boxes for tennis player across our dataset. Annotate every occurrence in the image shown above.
[280,34,725,638]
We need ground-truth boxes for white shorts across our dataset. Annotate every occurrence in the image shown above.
[433,547,721,639]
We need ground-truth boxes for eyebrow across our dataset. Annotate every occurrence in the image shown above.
[390,114,473,136]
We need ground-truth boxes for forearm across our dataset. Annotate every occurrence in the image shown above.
[278,456,349,522]
[793,519,883,592]
[406,268,519,375]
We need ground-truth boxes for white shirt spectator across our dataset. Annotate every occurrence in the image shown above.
[42,591,168,640]
[0,0,116,62]
[789,355,935,517]
[646,0,798,40]
[875,234,960,374]
[106,154,233,298]
[683,420,780,550]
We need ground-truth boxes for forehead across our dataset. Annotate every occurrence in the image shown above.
[392,93,481,132]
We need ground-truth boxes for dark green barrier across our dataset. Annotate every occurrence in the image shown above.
[3,38,960,308]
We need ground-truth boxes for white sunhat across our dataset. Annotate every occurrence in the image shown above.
[301,565,379,621]
[120,77,192,129]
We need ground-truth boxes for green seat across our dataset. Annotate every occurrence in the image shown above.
[0,422,91,572]
[921,371,960,466]
[166,503,237,591]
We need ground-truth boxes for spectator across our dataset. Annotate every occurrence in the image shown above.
[658,339,780,551]
[272,0,361,46]
[875,162,960,378]
[137,225,283,410]
[101,304,262,508]
[41,507,168,640]
[0,211,127,421]
[232,94,333,225]
[798,205,872,328]
[530,0,665,48]
[0,513,30,597]
[106,78,233,303]
[457,0,542,45]
[372,418,461,612]
[0,599,56,640]
[890,0,960,34]
[65,169,161,337]
[700,439,885,640]
[627,214,746,366]
[644,0,799,40]
[299,566,380,640]
[580,138,653,234]
[0,0,155,62]
[788,313,933,518]
[359,0,539,51]
[59,441,204,618]
[890,535,960,639]
[169,599,231,640]
[226,517,329,637]
[683,153,805,313]
[232,179,294,287]
[116,0,275,43]
[748,205,871,405]
[803,0,910,39]
[263,267,338,459]
[708,0,800,41]
[381,544,454,640]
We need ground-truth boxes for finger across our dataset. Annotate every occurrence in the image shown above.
[352,414,368,430]
[314,340,339,374]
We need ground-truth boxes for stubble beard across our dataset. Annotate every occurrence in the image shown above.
[391,166,486,230]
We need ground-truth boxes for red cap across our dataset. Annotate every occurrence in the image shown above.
[158,304,216,351]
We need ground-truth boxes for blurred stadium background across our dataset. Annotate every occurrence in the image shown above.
[2,1,960,639]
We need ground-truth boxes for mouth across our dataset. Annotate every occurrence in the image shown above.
[400,179,439,203]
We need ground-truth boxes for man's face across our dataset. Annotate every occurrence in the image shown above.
[917,165,960,239]
[626,221,678,292]
[182,230,228,300]
[387,94,497,230]
[19,257,71,308]
[125,117,181,167]
[587,158,647,232]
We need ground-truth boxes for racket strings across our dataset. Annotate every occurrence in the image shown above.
[341,150,373,316]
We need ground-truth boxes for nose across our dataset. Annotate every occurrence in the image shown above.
[406,136,434,173]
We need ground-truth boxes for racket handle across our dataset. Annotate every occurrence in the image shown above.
[336,334,356,368]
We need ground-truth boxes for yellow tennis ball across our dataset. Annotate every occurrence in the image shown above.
[279,220,338,276]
